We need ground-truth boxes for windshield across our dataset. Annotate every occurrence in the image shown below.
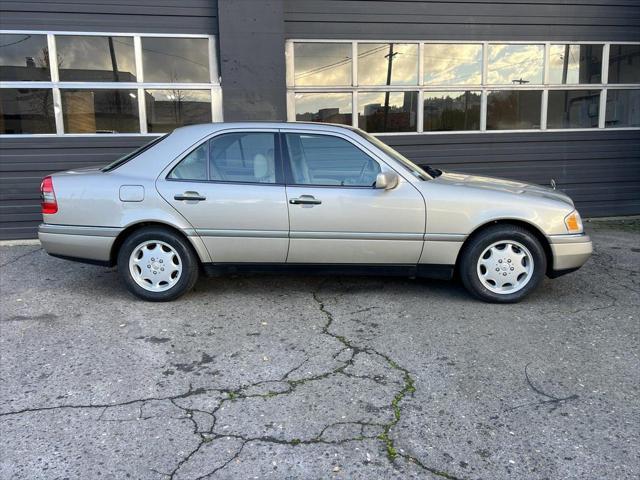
[353,129,434,181]
[101,134,168,172]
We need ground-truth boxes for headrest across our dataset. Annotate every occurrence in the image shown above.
[253,153,268,179]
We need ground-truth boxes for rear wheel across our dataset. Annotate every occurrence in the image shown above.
[117,227,199,301]
[459,225,546,303]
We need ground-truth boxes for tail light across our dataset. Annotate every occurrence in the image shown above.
[40,176,58,214]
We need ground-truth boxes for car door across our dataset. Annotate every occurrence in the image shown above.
[156,129,289,263]
[282,130,426,264]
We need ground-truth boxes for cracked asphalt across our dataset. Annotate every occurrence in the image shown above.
[1,220,639,480]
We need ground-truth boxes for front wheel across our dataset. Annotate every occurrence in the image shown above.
[459,225,546,303]
[117,227,199,301]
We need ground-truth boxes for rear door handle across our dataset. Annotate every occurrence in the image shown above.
[289,195,322,205]
[174,191,206,202]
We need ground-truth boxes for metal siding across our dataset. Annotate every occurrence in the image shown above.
[0,0,218,34]
[284,0,640,41]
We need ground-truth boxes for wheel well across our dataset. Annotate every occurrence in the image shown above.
[110,222,199,266]
[456,219,553,274]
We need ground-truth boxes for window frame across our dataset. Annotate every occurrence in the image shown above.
[286,39,640,135]
[165,129,285,186]
[0,30,222,137]
[281,129,385,189]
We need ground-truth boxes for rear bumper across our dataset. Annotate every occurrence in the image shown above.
[548,233,593,272]
[38,224,120,264]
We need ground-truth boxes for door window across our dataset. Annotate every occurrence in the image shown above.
[209,132,278,183]
[284,133,381,187]
[167,132,278,183]
[168,143,207,180]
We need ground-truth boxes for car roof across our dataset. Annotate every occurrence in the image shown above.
[172,121,358,136]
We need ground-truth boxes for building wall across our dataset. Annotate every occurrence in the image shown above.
[0,0,218,34]
[0,0,639,239]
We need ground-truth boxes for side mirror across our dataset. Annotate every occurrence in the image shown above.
[375,171,399,190]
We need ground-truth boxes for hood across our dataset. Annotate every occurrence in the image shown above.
[432,171,574,207]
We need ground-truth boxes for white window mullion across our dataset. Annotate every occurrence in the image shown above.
[599,44,610,129]
[352,41,358,87]
[541,89,548,130]
[47,34,65,134]
[599,89,607,129]
[418,42,424,86]
[134,36,144,83]
[137,87,147,134]
[480,89,487,131]
[543,42,550,85]
[417,89,424,133]
[286,90,296,122]
[208,35,219,84]
[285,41,295,88]
[352,90,358,128]
[212,88,223,122]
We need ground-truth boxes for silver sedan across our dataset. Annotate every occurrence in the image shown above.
[38,122,592,302]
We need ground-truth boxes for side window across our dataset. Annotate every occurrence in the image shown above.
[168,143,207,180]
[284,133,381,187]
[209,132,277,183]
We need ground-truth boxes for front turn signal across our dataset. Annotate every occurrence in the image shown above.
[564,210,583,233]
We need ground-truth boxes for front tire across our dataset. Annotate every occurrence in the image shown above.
[459,225,546,303]
[117,227,199,301]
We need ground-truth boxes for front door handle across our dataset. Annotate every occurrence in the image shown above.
[289,195,322,205]
[174,191,206,202]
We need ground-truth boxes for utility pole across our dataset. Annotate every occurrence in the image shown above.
[383,44,398,131]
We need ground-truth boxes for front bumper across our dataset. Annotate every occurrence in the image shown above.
[38,224,120,264]
[548,233,593,272]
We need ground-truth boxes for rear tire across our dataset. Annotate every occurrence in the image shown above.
[117,227,199,301]
[459,224,546,303]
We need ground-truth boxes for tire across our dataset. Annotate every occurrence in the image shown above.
[459,224,546,303]
[117,226,199,301]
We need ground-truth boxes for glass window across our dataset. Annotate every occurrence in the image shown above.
[549,44,602,84]
[605,89,640,128]
[358,43,418,85]
[209,133,277,183]
[141,37,210,83]
[145,89,211,133]
[608,45,640,84]
[424,44,482,85]
[486,90,542,130]
[358,91,418,133]
[488,44,544,85]
[168,143,207,180]
[0,34,50,81]
[294,92,352,124]
[424,91,481,131]
[547,90,600,129]
[285,133,380,187]
[56,35,136,82]
[294,43,351,86]
[0,89,55,134]
[61,89,140,133]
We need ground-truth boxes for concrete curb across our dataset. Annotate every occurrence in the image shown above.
[0,239,41,247]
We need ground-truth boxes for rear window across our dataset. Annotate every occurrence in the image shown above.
[101,134,167,172]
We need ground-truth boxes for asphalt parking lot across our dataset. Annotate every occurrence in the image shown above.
[1,220,638,480]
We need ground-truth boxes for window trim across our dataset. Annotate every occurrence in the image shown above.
[286,39,640,135]
[0,30,222,137]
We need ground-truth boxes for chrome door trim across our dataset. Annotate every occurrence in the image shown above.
[290,231,423,240]
[190,229,289,239]
[38,224,122,237]
[424,233,468,242]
